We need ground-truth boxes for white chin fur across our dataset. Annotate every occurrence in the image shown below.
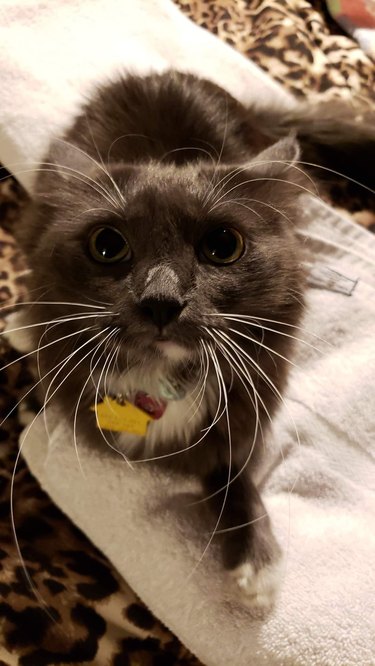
[155,340,192,363]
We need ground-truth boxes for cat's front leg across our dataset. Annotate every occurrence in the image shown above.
[203,465,282,608]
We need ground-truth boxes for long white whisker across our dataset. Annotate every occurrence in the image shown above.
[0,300,106,312]
[294,159,375,197]
[103,337,121,398]
[206,158,316,208]
[41,328,111,442]
[187,342,232,578]
[211,513,268,535]
[202,96,229,206]
[159,145,216,164]
[218,329,301,478]
[10,427,61,621]
[106,132,156,163]
[92,331,133,468]
[207,312,330,345]
[0,328,104,428]
[210,176,315,212]
[1,326,93,373]
[227,327,299,367]
[1,312,113,338]
[2,162,119,209]
[207,313,329,350]
[10,330,110,615]
[73,123,125,210]
[72,328,120,474]
[188,329,266,505]
[187,343,210,423]
[210,198,264,219]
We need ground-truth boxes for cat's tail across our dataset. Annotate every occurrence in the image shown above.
[255,101,375,193]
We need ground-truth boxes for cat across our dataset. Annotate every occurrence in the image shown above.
[10,70,375,607]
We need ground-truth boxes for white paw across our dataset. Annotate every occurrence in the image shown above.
[230,559,283,608]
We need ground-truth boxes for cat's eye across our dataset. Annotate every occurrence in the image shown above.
[201,227,244,265]
[88,226,131,263]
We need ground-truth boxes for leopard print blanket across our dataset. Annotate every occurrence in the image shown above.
[0,2,374,664]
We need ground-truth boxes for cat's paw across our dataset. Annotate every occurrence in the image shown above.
[230,558,283,608]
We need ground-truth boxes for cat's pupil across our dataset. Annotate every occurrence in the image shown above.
[89,226,130,263]
[96,228,124,258]
[203,227,244,264]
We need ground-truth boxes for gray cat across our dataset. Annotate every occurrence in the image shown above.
[11,71,375,606]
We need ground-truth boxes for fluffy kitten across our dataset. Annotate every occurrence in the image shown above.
[12,71,374,606]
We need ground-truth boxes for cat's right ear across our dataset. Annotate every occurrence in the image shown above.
[44,139,101,183]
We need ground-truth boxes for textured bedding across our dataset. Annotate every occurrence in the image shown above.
[0,2,374,664]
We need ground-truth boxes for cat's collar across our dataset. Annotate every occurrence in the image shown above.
[91,376,186,435]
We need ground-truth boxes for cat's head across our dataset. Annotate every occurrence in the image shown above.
[17,137,306,394]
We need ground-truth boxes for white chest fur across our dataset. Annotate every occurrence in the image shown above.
[106,364,217,460]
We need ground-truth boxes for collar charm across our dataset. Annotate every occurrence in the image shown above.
[91,375,185,435]
[91,396,151,436]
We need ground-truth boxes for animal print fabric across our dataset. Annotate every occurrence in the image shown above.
[0,2,374,664]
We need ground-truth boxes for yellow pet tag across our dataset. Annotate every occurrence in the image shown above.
[91,396,151,436]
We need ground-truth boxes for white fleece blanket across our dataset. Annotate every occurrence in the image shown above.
[0,0,295,193]
[20,197,375,666]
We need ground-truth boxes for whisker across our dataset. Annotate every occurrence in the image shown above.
[72,328,121,474]
[188,328,266,505]
[226,327,299,367]
[206,312,332,346]
[1,312,113,338]
[206,312,330,348]
[0,328,105,428]
[217,329,301,472]
[209,175,315,212]
[209,198,264,219]
[206,158,316,209]
[159,145,216,164]
[10,418,62,622]
[186,342,232,579]
[294,159,375,197]
[186,345,208,422]
[2,162,119,210]
[9,329,110,619]
[202,96,229,207]
[1,326,94,373]
[41,328,111,442]
[92,330,133,468]
[106,132,157,163]
[0,300,106,312]
[206,513,268,535]
[76,121,126,210]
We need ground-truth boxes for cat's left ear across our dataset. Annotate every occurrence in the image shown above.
[249,136,300,177]
[204,135,310,209]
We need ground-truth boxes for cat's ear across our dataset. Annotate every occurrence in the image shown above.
[47,139,100,182]
[46,140,138,184]
[205,136,311,212]
[249,136,300,177]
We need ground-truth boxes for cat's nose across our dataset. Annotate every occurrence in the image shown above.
[139,297,185,329]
